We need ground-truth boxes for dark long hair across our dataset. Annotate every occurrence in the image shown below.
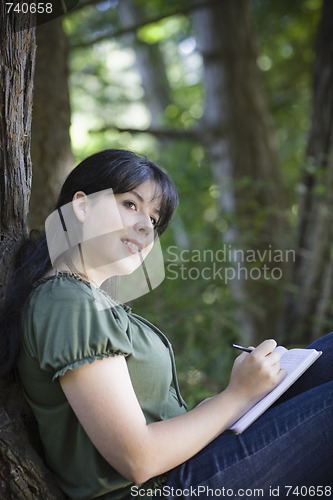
[0,149,179,377]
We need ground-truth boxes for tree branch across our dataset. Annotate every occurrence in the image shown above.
[89,124,201,140]
[72,0,104,11]
[70,0,222,49]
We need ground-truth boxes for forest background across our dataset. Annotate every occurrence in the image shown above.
[2,0,333,407]
[1,0,333,496]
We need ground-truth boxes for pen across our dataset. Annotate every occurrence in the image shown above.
[232,343,254,353]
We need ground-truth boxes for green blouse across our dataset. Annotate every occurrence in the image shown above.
[17,273,187,500]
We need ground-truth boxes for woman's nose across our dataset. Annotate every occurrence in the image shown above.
[133,215,154,237]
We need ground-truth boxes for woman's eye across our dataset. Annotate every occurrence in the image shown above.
[123,200,158,227]
[124,201,136,211]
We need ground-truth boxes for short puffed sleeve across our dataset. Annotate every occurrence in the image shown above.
[23,276,132,381]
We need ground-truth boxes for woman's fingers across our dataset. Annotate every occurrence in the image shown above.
[253,339,277,357]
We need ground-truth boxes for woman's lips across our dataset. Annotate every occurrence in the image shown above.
[122,238,143,254]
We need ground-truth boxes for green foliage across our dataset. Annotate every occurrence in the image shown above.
[63,0,322,403]
[137,16,188,45]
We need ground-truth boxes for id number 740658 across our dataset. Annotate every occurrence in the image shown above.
[284,485,332,497]
[6,3,53,14]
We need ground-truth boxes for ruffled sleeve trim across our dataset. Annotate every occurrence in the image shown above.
[53,351,130,382]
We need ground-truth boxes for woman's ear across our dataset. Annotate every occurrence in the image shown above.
[72,192,88,223]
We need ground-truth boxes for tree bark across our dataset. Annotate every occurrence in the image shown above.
[193,0,286,343]
[0,377,65,499]
[29,18,74,230]
[284,0,333,344]
[0,3,65,497]
[0,3,35,291]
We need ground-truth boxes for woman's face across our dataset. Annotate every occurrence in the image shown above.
[73,179,162,285]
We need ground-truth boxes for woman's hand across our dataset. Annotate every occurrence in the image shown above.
[225,339,287,409]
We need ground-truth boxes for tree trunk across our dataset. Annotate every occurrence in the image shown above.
[0,3,35,291]
[193,0,286,343]
[284,0,333,344]
[29,18,74,230]
[0,3,65,497]
[0,377,65,499]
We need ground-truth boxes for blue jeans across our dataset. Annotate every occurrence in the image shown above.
[155,333,333,499]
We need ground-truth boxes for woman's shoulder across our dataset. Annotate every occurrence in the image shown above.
[28,272,127,321]
[27,272,89,308]
[31,271,111,302]
[23,272,132,356]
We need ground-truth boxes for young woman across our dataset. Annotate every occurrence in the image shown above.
[0,149,332,500]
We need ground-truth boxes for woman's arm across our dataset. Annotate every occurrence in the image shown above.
[60,339,286,484]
